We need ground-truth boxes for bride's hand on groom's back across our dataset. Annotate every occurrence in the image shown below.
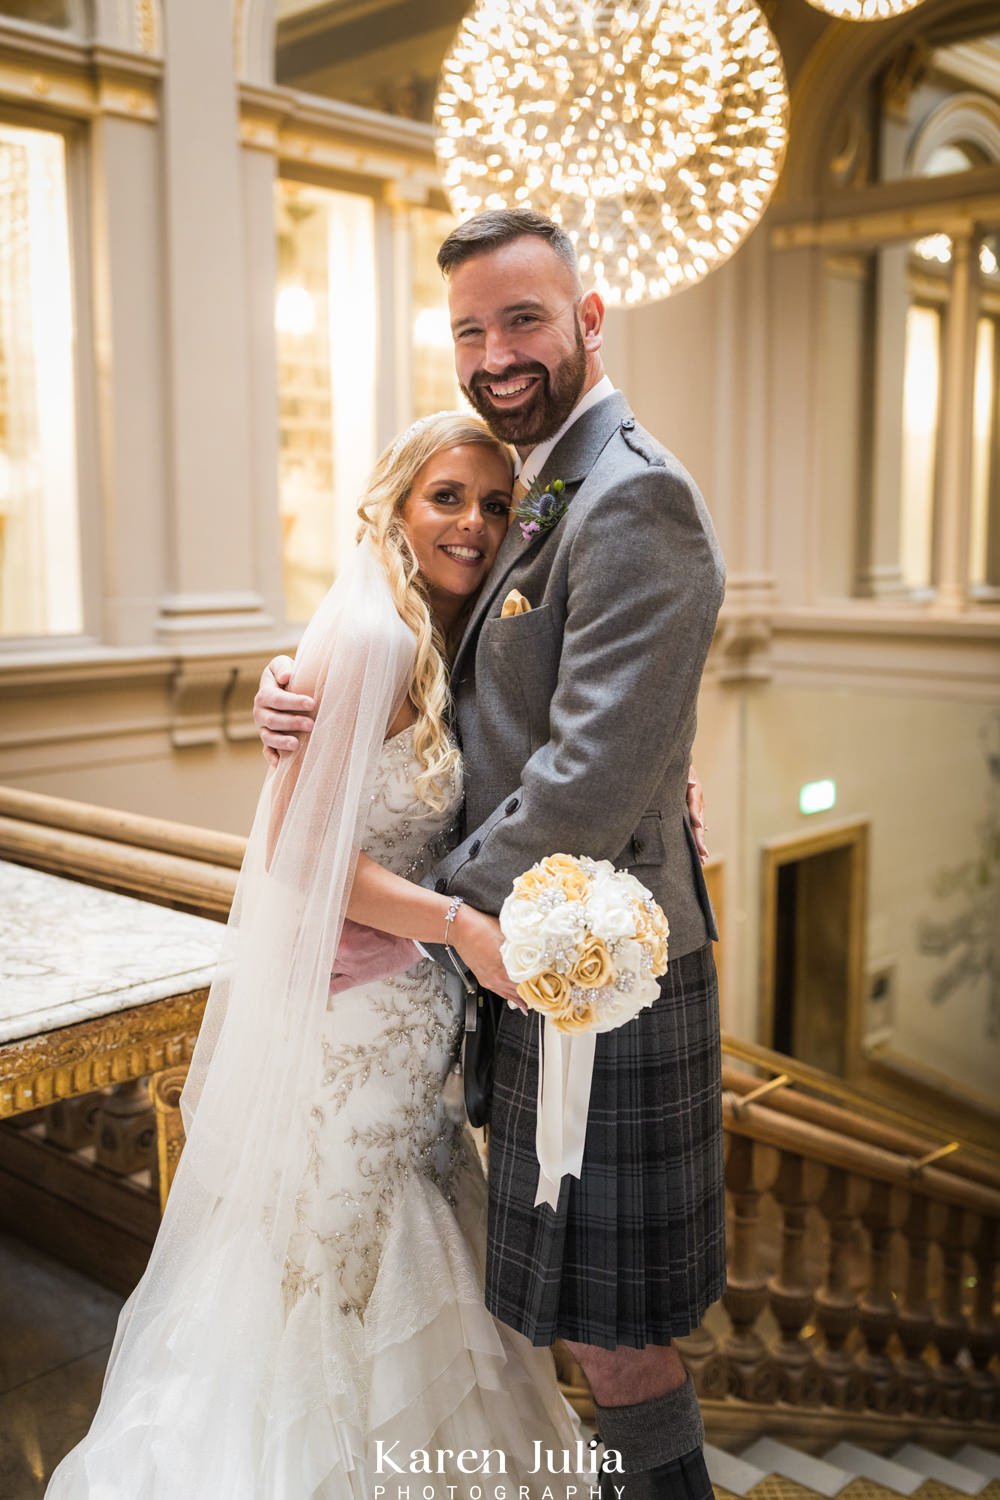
[254,654,317,766]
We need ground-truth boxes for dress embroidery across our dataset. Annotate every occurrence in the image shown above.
[280,727,470,1318]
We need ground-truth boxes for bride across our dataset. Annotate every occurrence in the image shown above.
[47,412,581,1498]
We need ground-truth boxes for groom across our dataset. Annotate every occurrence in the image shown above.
[256,210,725,1499]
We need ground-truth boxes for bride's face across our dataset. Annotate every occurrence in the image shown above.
[401,443,512,606]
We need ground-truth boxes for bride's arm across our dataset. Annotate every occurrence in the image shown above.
[347,852,520,1003]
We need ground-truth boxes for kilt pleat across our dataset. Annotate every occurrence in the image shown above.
[484,943,726,1350]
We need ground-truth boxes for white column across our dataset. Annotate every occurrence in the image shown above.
[86,110,171,646]
[239,133,285,630]
[156,0,272,645]
[857,245,907,598]
[935,234,979,613]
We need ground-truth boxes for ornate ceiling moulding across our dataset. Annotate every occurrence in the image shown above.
[434,0,789,307]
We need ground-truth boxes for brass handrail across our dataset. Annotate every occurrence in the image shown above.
[721,1031,1000,1179]
[722,1079,1000,1216]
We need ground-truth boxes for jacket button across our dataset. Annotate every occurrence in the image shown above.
[632,837,644,858]
[434,878,447,893]
[468,839,482,857]
[622,416,635,431]
[505,798,520,815]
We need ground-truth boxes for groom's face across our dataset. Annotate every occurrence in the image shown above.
[447,236,594,449]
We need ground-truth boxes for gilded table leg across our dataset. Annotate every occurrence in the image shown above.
[150,1064,189,1211]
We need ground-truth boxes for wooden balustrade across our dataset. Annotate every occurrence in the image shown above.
[966,1214,999,1423]
[721,1135,776,1401]
[2,789,997,1444]
[933,1203,972,1420]
[855,1179,906,1415]
[677,1074,1000,1445]
[814,1168,867,1410]
[897,1192,939,1416]
[766,1152,823,1405]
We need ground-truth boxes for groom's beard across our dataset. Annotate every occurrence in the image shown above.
[461,323,588,447]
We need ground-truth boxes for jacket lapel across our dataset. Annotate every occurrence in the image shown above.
[451,391,630,678]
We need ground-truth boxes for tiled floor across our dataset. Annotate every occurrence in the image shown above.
[0,1232,121,1499]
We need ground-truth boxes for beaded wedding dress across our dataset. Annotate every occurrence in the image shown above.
[48,724,579,1498]
[267,725,581,1493]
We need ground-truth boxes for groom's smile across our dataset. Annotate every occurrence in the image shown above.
[481,371,542,404]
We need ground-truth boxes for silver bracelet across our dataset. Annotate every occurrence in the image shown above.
[443,894,465,948]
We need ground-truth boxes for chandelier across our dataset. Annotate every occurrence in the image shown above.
[803,0,927,17]
[434,0,789,307]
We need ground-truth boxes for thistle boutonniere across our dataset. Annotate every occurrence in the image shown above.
[515,478,568,542]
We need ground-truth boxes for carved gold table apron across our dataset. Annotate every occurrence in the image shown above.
[0,859,224,1210]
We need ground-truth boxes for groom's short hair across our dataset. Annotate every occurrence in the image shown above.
[437,209,578,278]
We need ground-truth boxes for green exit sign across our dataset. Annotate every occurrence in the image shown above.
[800,779,836,815]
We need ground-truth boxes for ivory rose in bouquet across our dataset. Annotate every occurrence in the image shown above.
[499,854,669,1035]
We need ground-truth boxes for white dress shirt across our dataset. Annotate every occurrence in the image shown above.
[514,374,617,488]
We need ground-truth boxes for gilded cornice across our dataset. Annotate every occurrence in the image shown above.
[239,81,440,199]
[0,25,161,121]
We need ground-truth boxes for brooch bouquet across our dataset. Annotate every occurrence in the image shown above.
[499,854,669,1206]
[515,477,568,542]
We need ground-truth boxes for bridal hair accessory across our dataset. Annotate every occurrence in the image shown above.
[515,477,567,541]
[387,409,471,466]
[499,854,669,1208]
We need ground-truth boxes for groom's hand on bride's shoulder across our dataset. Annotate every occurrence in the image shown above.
[254,654,316,766]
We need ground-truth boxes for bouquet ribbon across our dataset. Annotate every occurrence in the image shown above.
[534,1015,598,1210]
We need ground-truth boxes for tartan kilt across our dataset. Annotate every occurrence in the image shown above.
[484,942,726,1350]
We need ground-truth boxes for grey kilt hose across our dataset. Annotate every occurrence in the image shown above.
[484,943,726,1350]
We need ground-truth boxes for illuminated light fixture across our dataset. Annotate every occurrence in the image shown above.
[275,283,316,336]
[802,0,926,17]
[434,0,789,307]
[799,779,837,815]
[913,234,1000,278]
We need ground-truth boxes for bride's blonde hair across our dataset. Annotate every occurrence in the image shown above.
[357,411,513,811]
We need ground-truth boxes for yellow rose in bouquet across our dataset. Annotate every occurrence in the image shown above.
[567,936,615,990]
[518,968,573,1017]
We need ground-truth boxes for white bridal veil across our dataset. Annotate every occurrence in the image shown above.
[47,539,416,1497]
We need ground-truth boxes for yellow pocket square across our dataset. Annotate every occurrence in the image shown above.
[500,589,532,619]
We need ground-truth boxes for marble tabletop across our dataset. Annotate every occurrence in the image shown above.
[0,860,225,1046]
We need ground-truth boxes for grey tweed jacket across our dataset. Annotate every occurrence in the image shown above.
[432,390,725,960]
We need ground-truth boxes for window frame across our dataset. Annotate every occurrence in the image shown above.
[0,99,100,649]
